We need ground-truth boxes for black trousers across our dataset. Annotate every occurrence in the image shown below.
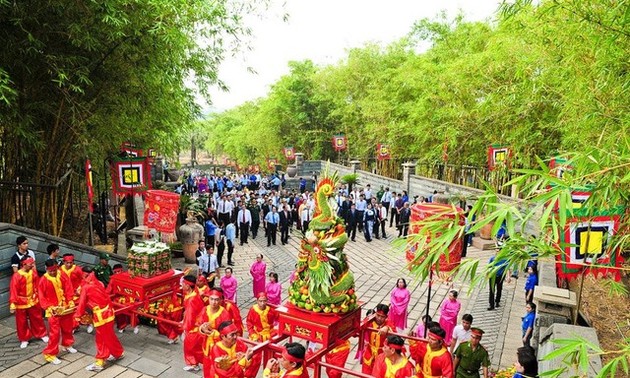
[239,222,249,244]
[251,221,259,238]
[346,224,357,241]
[267,224,277,246]
[280,225,289,244]
[489,275,506,309]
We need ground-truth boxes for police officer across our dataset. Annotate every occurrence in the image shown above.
[453,328,490,378]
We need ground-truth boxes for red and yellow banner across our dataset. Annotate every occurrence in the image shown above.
[144,190,180,233]
[332,135,347,151]
[376,143,391,161]
[267,158,277,171]
[284,146,295,160]
[85,160,94,213]
[487,144,511,171]
[110,157,151,195]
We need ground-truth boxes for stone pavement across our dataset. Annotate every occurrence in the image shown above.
[0,225,524,377]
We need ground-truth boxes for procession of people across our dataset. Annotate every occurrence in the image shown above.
[6,170,538,378]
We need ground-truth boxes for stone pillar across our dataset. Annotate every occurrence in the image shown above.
[402,162,416,196]
[349,160,361,174]
[294,153,304,175]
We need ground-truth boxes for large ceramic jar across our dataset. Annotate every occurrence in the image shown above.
[180,217,204,263]
[286,166,297,178]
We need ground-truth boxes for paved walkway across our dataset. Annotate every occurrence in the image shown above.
[0,225,523,377]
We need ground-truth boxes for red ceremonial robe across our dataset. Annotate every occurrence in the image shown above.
[38,272,75,360]
[183,290,205,366]
[157,292,183,340]
[409,341,454,378]
[210,339,250,378]
[372,353,415,378]
[223,299,244,336]
[74,273,124,366]
[197,306,232,378]
[245,305,278,378]
[325,340,351,378]
[9,269,47,342]
[361,319,395,375]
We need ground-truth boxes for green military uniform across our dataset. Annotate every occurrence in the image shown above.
[93,253,114,287]
[454,341,490,378]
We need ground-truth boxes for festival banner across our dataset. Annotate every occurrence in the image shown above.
[85,160,94,212]
[267,158,277,171]
[556,214,622,281]
[332,134,347,151]
[121,142,143,157]
[144,190,180,233]
[110,156,151,195]
[376,143,391,161]
[284,146,295,160]
[254,164,260,173]
[487,144,511,171]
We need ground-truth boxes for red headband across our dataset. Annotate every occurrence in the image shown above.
[62,255,74,262]
[196,275,207,283]
[21,257,35,266]
[209,289,223,298]
[220,324,239,336]
[428,331,444,341]
[385,340,406,352]
[46,264,59,272]
[257,292,268,300]
[376,310,387,316]
[282,349,303,363]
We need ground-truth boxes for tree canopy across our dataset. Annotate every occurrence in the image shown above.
[203,0,629,170]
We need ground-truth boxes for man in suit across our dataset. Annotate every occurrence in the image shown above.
[237,203,251,246]
[279,204,291,245]
[344,204,359,242]
[264,206,279,247]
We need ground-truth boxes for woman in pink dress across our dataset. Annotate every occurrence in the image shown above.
[220,267,238,303]
[389,278,411,332]
[250,254,267,297]
[265,272,282,306]
[439,290,461,342]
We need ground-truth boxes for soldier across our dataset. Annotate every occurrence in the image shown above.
[453,328,490,378]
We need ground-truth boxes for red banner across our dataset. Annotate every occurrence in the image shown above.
[487,145,511,171]
[267,158,277,170]
[110,157,151,195]
[376,143,391,161]
[556,214,622,281]
[284,147,295,160]
[332,135,347,151]
[85,160,94,212]
[144,190,180,233]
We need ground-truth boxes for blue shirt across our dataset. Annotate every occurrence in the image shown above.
[525,274,538,291]
[489,256,509,278]
[265,212,279,224]
[225,224,236,242]
[522,311,535,336]
[204,220,216,236]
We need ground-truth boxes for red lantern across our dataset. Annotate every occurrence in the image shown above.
[406,203,465,273]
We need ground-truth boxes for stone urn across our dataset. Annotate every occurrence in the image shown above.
[286,166,297,178]
[179,217,204,263]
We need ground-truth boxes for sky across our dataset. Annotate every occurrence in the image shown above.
[203,0,502,113]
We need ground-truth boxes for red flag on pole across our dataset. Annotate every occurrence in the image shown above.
[85,160,94,212]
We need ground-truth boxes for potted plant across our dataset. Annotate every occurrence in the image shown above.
[341,173,359,194]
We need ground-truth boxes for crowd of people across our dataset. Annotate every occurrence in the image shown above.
[7,168,541,378]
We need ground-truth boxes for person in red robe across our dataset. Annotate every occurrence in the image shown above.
[74,267,124,372]
[409,326,454,378]
[60,253,91,332]
[182,275,205,372]
[38,260,77,364]
[157,289,184,344]
[361,304,395,375]
[212,287,244,336]
[372,335,415,378]
[209,321,254,378]
[263,342,310,378]
[245,292,278,378]
[197,287,233,378]
[325,339,351,378]
[107,264,138,334]
[9,256,48,349]
[197,274,212,304]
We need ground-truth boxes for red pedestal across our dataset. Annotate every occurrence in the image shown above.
[109,269,183,301]
[276,303,362,348]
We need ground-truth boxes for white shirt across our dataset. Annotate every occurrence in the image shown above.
[379,206,388,220]
[217,199,234,214]
[382,191,392,204]
[451,325,472,352]
[237,208,252,223]
[301,207,313,222]
[355,199,367,211]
